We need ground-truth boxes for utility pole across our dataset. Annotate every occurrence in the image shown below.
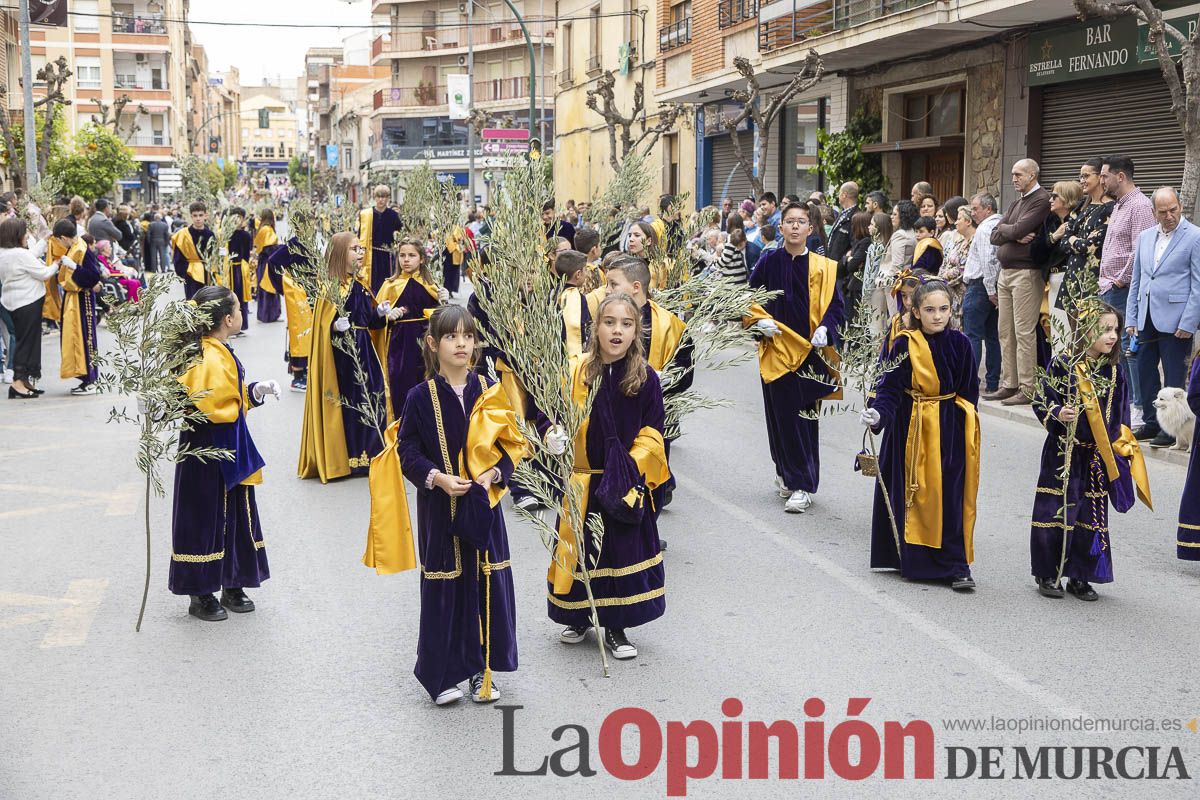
[18,0,38,188]
[467,0,475,209]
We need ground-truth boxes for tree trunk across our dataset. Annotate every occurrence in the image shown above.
[1183,139,1200,218]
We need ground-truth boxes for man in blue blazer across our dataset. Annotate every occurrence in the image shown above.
[1126,187,1200,447]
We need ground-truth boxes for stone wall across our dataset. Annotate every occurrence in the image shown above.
[967,60,1004,198]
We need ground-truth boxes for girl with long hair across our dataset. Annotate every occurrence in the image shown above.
[297,232,388,482]
[170,285,279,621]
[544,293,670,661]
[376,237,447,420]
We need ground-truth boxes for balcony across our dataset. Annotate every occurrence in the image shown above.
[758,0,935,52]
[111,13,166,34]
[659,18,692,52]
[373,76,552,111]
[114,75,166,91]
[371,19,554,61]
[558,64,573,87]
[373,84,448,110]
[585,54,602,77]
[720,0,759,27]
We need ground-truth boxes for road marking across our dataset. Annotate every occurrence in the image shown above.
[678,476,1090,720]
[0,486,137,519]
[0,579,108,647]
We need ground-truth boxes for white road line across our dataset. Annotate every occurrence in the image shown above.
[0,579,108,648]
[677,476,1090,720]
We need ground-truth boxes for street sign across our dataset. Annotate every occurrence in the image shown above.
[481,128,530,141]
[481,141,529,155]
[447,74,470,120]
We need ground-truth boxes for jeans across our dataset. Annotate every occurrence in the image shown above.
[962,280,1000,391]
[0,304,14,369]
[1100,286,1140,408]
[1136,311,1193,428]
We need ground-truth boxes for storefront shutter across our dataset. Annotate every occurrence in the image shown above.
[1039,72,1184,192]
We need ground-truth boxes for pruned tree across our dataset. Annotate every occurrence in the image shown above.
[724,49,823,198]
[92,94,148,144]
[0,55,74,190]
[586,70,689,171]
[1074,0,1200,214]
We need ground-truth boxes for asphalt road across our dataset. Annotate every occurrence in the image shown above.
[2,293,1198,799]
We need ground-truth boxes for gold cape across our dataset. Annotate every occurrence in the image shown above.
[57,239,92,379]
[43,238,69,323]
[171,227,206,284]
[548,355,671,595]
[297,292,351,483]
[282,273,313,359]
[1077,363,1152,510]
[559,284,605,358]
[179,336,263,485]
[911,235,943,265]
[254,225,280,294]
[897,328,980,559]
[646,300,686,372]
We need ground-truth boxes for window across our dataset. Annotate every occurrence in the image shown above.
[587,7,602,75]
[560,23,573,85]
[74,0,99,32]
[901,85,964,139]
[660,1,691,51]
[75,57,101,88]
[342,143,353,170]
[664,133,679,197]
[672,0,692,26]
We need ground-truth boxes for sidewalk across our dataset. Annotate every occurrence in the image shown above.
[977,397,1192,468]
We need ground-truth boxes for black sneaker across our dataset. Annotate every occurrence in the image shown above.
[220,588,255,613]
[1148,432,1176,449]
[950,576,976,592]
[1066,579,1099,601]
[188,593,228,621]
[1133,425,1161,441]
[604,627,637,659]
[469,672,500,702]
[560,625,589,644]
[1036,577,1064,598]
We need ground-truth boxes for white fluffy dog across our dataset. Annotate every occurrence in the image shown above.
[1153,387,1194,451]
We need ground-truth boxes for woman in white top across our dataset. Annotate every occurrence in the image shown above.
[0,216,60,398]
[880,200,919,316]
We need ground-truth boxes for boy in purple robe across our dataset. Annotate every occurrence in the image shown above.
[358,185,404,297]
[1177,356,1200,560]
[747,202,845,513]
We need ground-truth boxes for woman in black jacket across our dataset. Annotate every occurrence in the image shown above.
[839,210,873,306]
[1053,158,1114,315]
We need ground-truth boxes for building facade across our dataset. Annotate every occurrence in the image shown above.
[239,91,300,176]
[369,0,555,204]
[28,0,191,200]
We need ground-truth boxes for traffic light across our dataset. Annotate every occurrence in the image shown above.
[527,137,541,161]
[208,136,220,154]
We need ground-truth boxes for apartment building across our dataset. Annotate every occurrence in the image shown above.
[29,0,190,201]
[326,65,390,202]
[369,0,555,203]
[304,46,345,171]
[240,90,300,175]
[186,43,240,165]
[612,0,1189,210]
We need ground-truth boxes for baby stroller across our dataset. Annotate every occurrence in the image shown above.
[97,273,130,319]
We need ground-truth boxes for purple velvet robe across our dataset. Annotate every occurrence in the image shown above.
[369,207,403,297]
[63,249,104,383]
[398,375,518,700]
[1178,357,1200,560]
[169,342,269,595]
[333,281,387,473]
[229,228,253,330]
[870,329,979,580]
[267,237,314,371]
[749,247,845,493]
[173,226,213,300]
[384,280,439,420]
[545,359,667,630]
[1030,358,1135,582]
[255,239,283,323]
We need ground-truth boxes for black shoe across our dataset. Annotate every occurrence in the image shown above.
[1036,577,1065,598]
[660,487,674,508]
[8,386,37,399]
[1066,579,1098,601]
[659,538,668,551]
[220,588,255,613]
[604,627,637,659]
[1148,432,1177,449]
[1133,424,1161,441]
[950,576,976,591]
[188,593,228,621]
[31,386,45,395]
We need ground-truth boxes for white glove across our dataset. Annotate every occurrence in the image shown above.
[252,380,282,402]
[859,407,881,428]
[752,319,780,338]
[544,425,570,456]
[218,247,228,257]
[811,326,829,348]
[386,307,403,322]
[376,301,392,317]
[332,317,351,333]
[438,287,450,303]
[59,256,76,270]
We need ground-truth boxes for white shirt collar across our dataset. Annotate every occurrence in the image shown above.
[1023,183,1042,198]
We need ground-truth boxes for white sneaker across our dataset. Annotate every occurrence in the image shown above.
[434,686,463,705]
[513,495,539,511]
[1,369,11,384]
[774,476,791,498]
[560,625,589,644]
[1131,406,1144,428]
[784,489,812,514]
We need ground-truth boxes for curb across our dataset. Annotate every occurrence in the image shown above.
[976,400,1192,468]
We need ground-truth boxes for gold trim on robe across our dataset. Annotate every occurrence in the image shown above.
[897,328,979,559]
[1076,364,1152,510]
[254,225,280,294]
[171,227,206,284]
[548,356,671,595]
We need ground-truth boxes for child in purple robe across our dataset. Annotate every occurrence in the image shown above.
[1177,355,1200,560]
[376,237,446,420]
[170,285,279,621]
[1030,302,1152,598]
[392,305,524,705]
[861,278,981,591]
[543,293,670,661]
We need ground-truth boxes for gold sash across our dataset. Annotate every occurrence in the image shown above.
[1076,364,1152,509]
[446,227,465,266]
[899,329,979,560]
[282,273,313,358]
[171,227,205,283]
[57,239,90,379]
[358,208,375,289]
[548,356,670,595]
[559,285,605,359]
[363,418,417,574]
[254,225,279,293]
[911,236,943,265]
[647,301,686,372]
